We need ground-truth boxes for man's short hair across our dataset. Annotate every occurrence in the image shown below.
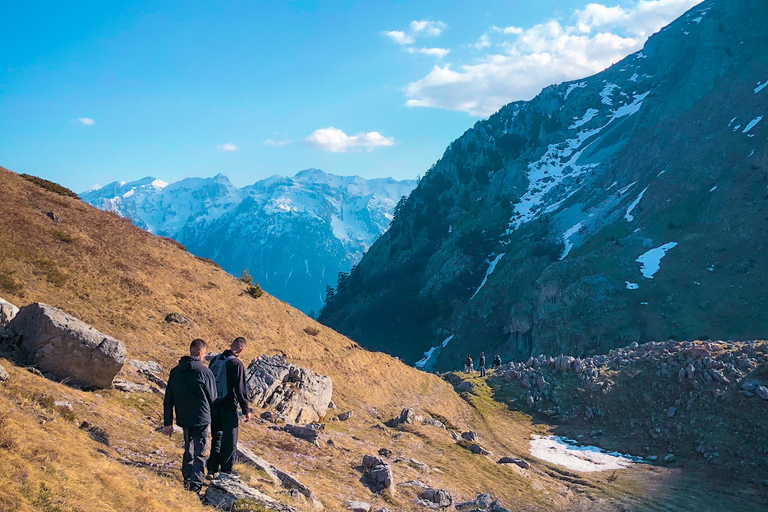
[231,337,247,352]
[190,338,207,356]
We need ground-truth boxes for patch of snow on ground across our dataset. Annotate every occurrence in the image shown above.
[607,181,617,190]
[471,253,505,299]
[710,186,717,192]
[600,83,618,105]
[748,150,755,158]
[625,186,648,221]
[629,73,639,82]
[415,334,455,371]
[570,109,599,129]
[637,242,678,279]
[151,179,168,189]
[415,346,439,370]
[755,81,768,94]
[560,222,584,260]
[530,436,642,472]
[691,16,702,23]
[564,81,587,99]
[626,282,639,290]
[442,334,455,347]
[743,116,763,133]
[123,188,135,198]
[618,181,637,195]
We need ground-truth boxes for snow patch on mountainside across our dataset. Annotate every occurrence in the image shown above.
[637,242,678,279]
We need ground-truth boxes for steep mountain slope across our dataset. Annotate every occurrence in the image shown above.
[81,170,415,314]
[321,0,768,370]
[2,168,766,510]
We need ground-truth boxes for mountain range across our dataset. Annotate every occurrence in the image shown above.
[81,169,415,314]
[320,0,768,370]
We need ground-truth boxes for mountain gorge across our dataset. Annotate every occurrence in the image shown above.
[321,0,768,370]
[82,170,415,314]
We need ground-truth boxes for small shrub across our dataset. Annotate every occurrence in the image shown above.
[51,230,73,243]
[0,271,23,295]
[160,236,186,251]
[240,269,253,285]
[245,283,263,299]
[232,499,271,512]
[303,325,320,336]
[21,174,79,199]
[196,256,221,269]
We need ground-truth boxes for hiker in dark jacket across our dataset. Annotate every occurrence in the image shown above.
[492,354,502,369]
[479,352,486,377]
[207,337,252,477]
[163,339,217,493]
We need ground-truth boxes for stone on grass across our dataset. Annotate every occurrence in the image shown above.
[0,297,19,327]
[8,303,126,389]
[418,488,452,508]
[347,500,371,512]
[204,473,298,512]
[0,364,9,382]
[497,457,530,469]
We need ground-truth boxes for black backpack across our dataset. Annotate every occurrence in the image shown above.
[210,353,235,403]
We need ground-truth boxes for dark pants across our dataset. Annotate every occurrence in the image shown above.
[182,425,208,492]
[480,365,486,377]
[207,403,239,474]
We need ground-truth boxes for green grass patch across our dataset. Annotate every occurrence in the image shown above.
[21,174,79,199]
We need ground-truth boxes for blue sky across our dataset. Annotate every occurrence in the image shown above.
[0,0,700,192]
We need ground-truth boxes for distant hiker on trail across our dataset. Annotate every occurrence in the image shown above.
[207,337,252,478]
[479,352,487,377]
[464,355,473,373]
[163,339,217,493]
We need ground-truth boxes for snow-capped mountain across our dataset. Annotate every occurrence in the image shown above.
[81,170,416,313]
[321,0,768,369]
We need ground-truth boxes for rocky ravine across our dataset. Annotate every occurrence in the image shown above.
[82,169,415,314]
[321,0,768,369]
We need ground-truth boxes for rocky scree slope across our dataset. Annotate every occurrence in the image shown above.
[321,0,768,369]
[2,166,702,512]
[81,169,415,314]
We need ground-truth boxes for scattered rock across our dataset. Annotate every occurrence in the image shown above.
[422,416,446,429]
[279,424,322,445]
[666,406,676,417]
[163,312,190,324]
[461,431,478,442]
[336,411,354,421]
[236,444,323,509]
[456,493,492,511]
[466,443,491,456]
[113,379,154,393]
[418,488,452,508]
[757,386,768,400]
[362,455,394,493]
[247,355,333,425]
[205,473,298,512]
[155,424,182,435]
[128,359,166,388]
[456,381,476,392]
[8,303,126,389]
[497,457,530,469]
[0,297,19,327]
[378,448,392,457]
[664,454,676,463]
[328,400,336,409]
[347,500,371,512]
[0,364,9,382]
[54,400,73,412]
[45,211,59,221]
[394,407,421,425]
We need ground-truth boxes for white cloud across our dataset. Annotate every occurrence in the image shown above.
[383,30,414,45]
[303,127,394,153]
[264,138,292,146]
[404,0,700,116]
[217,143,238,151]
[76,117,95,126]
[406,47,450,58]
[409,20,447,37]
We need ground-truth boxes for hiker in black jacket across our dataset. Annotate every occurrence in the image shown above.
[479,352,486,377]
[163,339,217,493]
[207,337,252,477]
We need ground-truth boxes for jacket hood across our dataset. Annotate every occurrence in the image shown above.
[178,355,207,371]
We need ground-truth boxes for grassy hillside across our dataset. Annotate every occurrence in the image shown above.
[0,166,763,512]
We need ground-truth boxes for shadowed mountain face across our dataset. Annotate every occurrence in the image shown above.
[321,0,768,370]
[81,169,415,314]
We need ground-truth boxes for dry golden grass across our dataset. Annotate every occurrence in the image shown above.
[0,166,669,511]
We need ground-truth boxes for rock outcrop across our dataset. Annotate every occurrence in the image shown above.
[361,455,394,493]
[246,355,333,424]
[7,303,126,389]
[204,473,298,512]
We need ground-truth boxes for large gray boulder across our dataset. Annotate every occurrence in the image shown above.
[8,303,126,389]
[204,473,298,512]
[362,455,394,493]
[246,355,333,424]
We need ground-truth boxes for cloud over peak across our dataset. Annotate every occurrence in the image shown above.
[402,0,700,116]
[217,143,238,151]
[303,127,394,153]
[383,19,449,58]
